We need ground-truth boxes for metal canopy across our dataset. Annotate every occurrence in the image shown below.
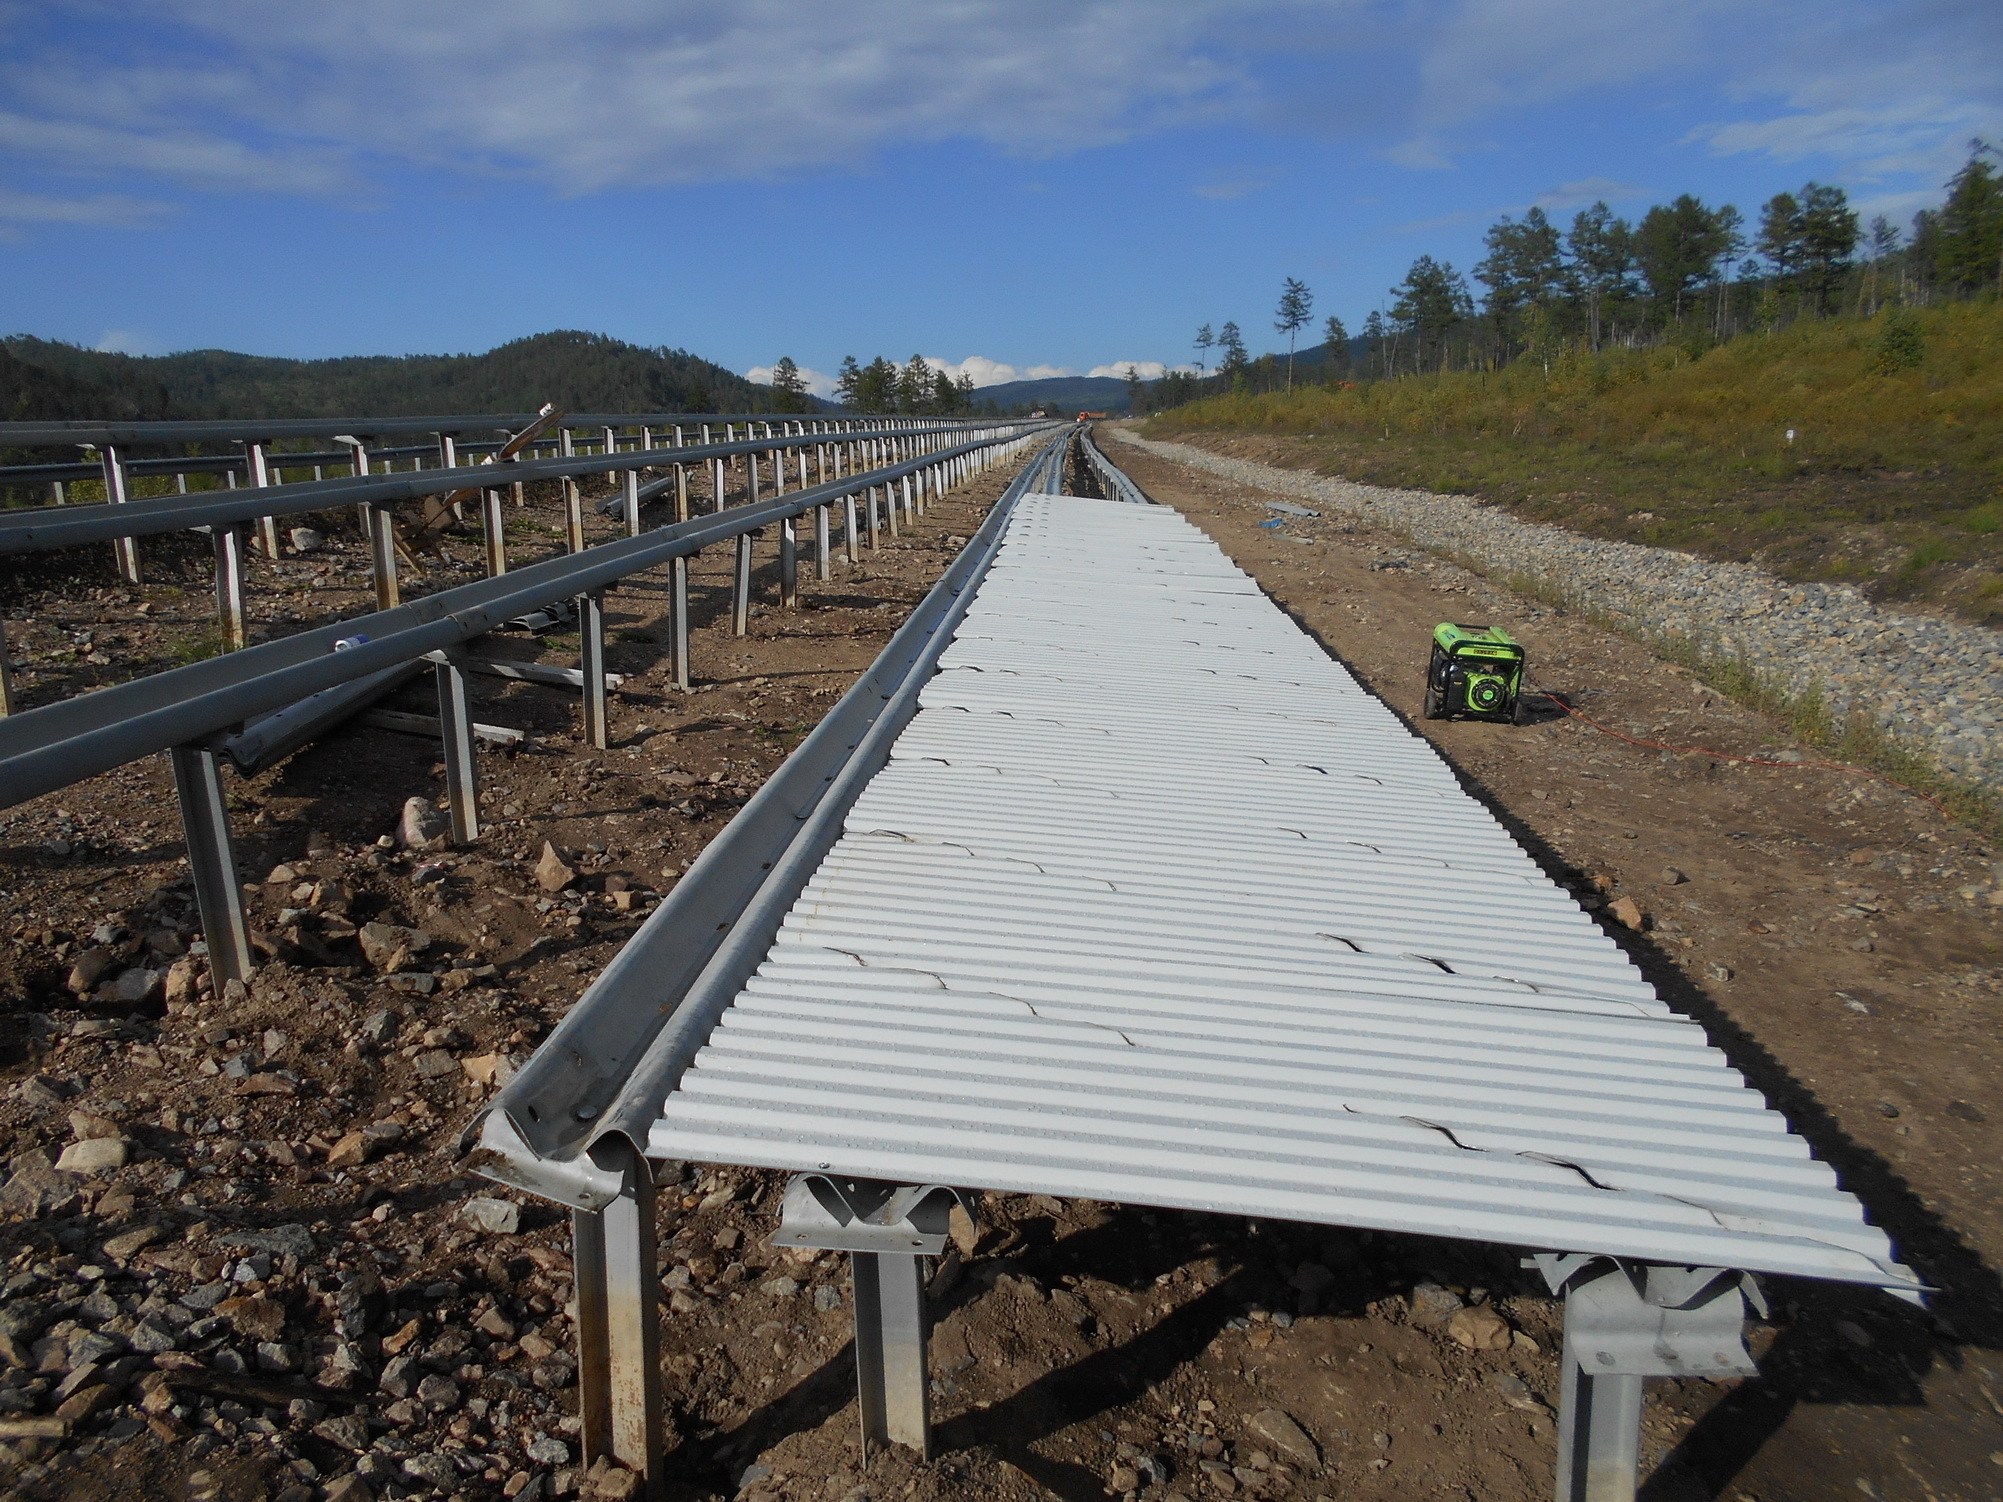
[653,493,1914,1294]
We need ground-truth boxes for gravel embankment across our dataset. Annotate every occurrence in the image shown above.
[1112,429,2003,794]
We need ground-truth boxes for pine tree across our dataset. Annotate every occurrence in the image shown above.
[1322,315,1349,381]
[769,356,809,413]
[1194,324,1215,377]
[1217,322,1248,378]
[1274,278,1313,390]
[1566,202,1635,351]
[1935,144,2003,295]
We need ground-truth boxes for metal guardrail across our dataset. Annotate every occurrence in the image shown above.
[1077,424,1153,504]
[465,426,1072,1485]
[0,411,900,450]
[466,439,1914,1502]
[0,420,1060,991]
[0,417,1032,700]
[0,414,943,494]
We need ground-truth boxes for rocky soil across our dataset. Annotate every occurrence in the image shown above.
[0,439,1999,1502]
[1111,431,2003,798]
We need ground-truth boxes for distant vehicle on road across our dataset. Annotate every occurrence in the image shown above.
[1076,410,1108,421]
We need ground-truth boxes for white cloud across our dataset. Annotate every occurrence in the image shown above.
[915,356,1078,387]
[94,329,163,355]
[1387,0,1999,192]
[0,187,173,229]
[745,362,838,399]
[0,0,1267,194]
[1088,361,1171,380]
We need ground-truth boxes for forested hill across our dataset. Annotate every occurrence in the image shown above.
[0,330,787,422]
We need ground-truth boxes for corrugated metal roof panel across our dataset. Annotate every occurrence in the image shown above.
[653,493,1913,1291]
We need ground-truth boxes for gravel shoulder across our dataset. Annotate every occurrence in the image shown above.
[1112,429,2003,801]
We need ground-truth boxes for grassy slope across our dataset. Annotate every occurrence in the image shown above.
[1144,302,2003,623]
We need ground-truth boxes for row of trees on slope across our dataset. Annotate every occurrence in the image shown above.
[1148,143,2003,407]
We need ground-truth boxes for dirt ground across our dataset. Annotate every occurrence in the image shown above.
[0,435,1999,1502]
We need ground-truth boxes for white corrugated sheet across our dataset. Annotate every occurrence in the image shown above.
[653,494,1912,1290]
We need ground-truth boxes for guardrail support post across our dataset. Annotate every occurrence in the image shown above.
[245,442,282,559]
[212,524,247,651]
[669,558,690,692]
[780,515,798,607]
[853,1251,929,1457]
[901,473,914,527]
[844,494,859,564]
[1534,1257,1759,1502]
[815,504,831,581]
[434,652,479,843]
[732,534,753,637]
[867,487,881,550]
[0,620,17,716]
[482,489,508,576]
[100,446,140,584]
[673,464,690,524]
[775,1176,967,1460]
[572,1137,663,1496]
[712,456,727,513]
[622,467,641,538]
[170,744,253,989]
[884,479,899,539]
[368,505,400,609]
[580,591,609,750]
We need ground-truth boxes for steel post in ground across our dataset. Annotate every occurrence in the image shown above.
[623,467,641,538]
[732,533,753,636]
[780,515,798,607]
[844,494,860,563]
[901,473,914,526]
[434,653,479,844]
[674,464,690,524]
[669,558,690,691]
[482,490,508,576]
[100,446,140,583]
[851,1251,931,1458]
[563,432,586,553]
[212,524,247,650]
[884,478,899,539]
[571,1136,664,1498]
[1538,1259,1758,1502]
[748,449,761,507]
[346,440,374,545]
[1557,1359,1642,1502]
[170,744,253,988]
[245,442,282,558]
[368,505,400,609]
[0,621,16,716]
[815,505,831,580]
[712,457,726,512]
[580,591,609,750]
[867,487,881,549]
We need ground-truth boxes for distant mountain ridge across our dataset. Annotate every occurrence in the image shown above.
[1,330,797,424]
[974,374,1134,413]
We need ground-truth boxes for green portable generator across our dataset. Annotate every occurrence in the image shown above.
[1423,622,1527,723]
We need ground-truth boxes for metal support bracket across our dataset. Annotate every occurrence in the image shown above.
[1529,1255,1759,1502]
[776,1175,971,1459]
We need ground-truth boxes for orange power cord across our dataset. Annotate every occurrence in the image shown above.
[1524,683,1948,815]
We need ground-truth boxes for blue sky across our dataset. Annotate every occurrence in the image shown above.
[2,0,1996,396]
